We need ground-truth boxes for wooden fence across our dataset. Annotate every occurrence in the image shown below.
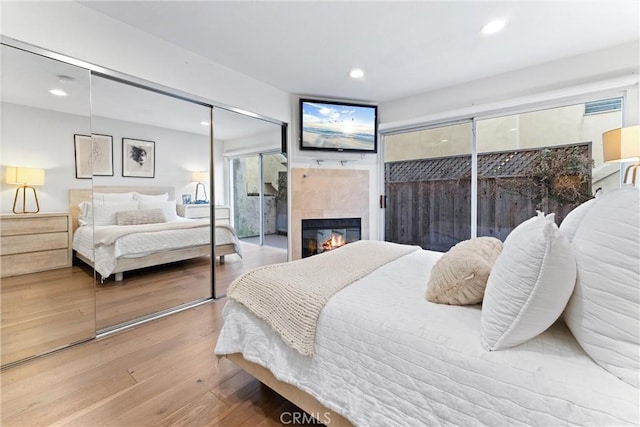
[385,143,591,252]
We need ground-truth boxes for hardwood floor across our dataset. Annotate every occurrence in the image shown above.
[0,300,318,426]
[214,242,287,297]
[0,264,95,366]
[1,241,299,426]
[95,240,287,329]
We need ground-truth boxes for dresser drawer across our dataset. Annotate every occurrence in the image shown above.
[0,213,71,277]
[1,216,68,236]
[1,249,69,277]
[1,232,69,256]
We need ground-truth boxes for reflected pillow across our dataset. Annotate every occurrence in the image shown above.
[133,192,169,202]
[426,237,502,305]
[481,211,576,350]
[93,202,141,226]
[93,192,135,202]
[116,208,166,226]
[139,200,178,221]
[78,201,140,226]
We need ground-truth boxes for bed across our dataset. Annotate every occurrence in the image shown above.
[69,186,242,281]
[214,186,639,426]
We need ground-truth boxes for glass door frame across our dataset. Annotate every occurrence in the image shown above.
[228,148,286,248]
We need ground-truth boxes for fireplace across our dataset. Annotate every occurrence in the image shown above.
[301,218,361,258]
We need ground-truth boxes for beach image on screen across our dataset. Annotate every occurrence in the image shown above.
[301,101,376,151]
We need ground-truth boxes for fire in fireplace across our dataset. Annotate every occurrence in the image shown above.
[301,218,361,258]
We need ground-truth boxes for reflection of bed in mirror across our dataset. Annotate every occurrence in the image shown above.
[69,187,242,282]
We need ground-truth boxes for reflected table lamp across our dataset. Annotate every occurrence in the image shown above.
[603,125,640,186]
[5,166,45,214]
[192,171,209,203]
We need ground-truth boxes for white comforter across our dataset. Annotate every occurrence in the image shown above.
[215,249,638,426]
[73,218,213,278]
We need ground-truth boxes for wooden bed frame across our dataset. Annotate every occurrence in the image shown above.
[225,353,353,426]
[69,186,238,281]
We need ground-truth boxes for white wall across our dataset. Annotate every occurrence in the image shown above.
[1,103,91,213]
[0,1,291,124]
[91,116,210,202]
[213,139,226,206]
[0,103,212,214]
[380,41,640,126]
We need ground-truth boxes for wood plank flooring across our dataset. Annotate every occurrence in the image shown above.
[1,241,305,426]
[1,300,318,426]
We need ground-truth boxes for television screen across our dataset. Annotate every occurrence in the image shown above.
[300,98,377,153]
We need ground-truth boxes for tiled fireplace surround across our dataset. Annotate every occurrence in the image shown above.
[291,168,369,260]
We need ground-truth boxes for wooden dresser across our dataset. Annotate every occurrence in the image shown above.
[0,212,72,277]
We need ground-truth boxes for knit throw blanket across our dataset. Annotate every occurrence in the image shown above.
[227,240,419,356]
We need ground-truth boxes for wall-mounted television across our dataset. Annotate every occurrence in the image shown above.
[299,98,377,153]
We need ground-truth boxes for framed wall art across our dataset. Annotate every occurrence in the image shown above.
[74,133,114,179]
[122,138,155,178]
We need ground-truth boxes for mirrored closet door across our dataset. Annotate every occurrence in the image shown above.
[89,75,213,332]
[214,107,289,297]
[0,45,95,366]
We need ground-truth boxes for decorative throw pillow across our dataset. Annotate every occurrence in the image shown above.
[425,237,503,305]
[480,211,576,350]
[139,200,178,221]
[133,192,169,202]
[92,202,140,226]
[116,208,166,226]
[563,186,639,388]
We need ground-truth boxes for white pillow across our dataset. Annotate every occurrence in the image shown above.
[79,201,141,226]
[91,202,140,226]
[559,195,600,243]
[480,211,576,350]
[78,201,92,226]
[139,200,178,221]
[563,186,640,388]
[133,192,169,202]
[93,192,135,202]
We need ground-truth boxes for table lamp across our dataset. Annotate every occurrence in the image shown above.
[603,125,640,186]
[192,171,209,203]
[6,166,45,214]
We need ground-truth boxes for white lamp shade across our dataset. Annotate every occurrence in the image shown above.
[603,125,640,163]
[5,167,45,186]
[191,171,209,182]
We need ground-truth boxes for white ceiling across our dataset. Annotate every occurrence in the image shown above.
[78,0,640,104]
[1,45,279,139]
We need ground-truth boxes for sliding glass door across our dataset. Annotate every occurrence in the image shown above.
[231,151,287,249]
[383,96,624,247]
[476,99,622,239]
[91,74,213,333]
[384,121,473,251]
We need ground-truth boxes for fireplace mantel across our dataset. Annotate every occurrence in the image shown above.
[291,168,369,260]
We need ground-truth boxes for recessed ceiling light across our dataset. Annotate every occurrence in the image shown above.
[57,74,75,84]
[481,20,506,35]
[441,139,449,143]
[49,89,67,97]
[349,68,364,79]
[200,121,209,126]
